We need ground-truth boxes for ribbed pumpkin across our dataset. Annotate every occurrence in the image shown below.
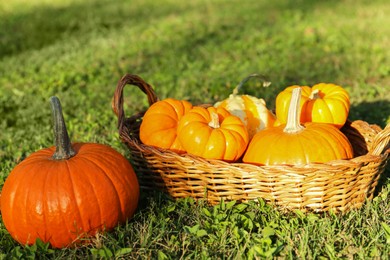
[275,83,350,128]
[243,88,353,165]
[214,74,276,139]
[177,106,249,162]
[140,98,193,153]
[0,97,139,248]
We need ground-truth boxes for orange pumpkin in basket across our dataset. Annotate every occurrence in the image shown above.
[0,97,139,248]
[177,106,249,162]
[243,87,353,165]
[140,98,193,153]
[275,83,350,128]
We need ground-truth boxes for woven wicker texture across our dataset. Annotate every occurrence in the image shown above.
[112,74,390,212]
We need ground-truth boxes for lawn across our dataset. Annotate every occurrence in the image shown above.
[0,0,389,258]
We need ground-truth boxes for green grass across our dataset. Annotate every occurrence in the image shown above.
[0,0,389,258]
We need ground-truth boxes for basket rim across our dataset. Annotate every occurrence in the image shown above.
[119,117,390,172]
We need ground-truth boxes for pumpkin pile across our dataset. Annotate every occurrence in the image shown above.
[243,87,353,165]
[139,76,354,165]
[0,75,358,248]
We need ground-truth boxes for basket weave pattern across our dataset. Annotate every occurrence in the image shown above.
[113,74,390,212]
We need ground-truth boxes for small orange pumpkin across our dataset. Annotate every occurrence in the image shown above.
[243,88,353,165]
[275,83,350,128]
[214,74,276,139]
[140,98,193,153]
[177,106,249,162]
[0,97,139,248]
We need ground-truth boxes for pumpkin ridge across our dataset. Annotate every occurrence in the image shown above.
[146,100,180,117]
[261,131,279,165]
[308,125,341,160]
[82,153,126,221]
[168,100,188,119]
[69,157,105,233]
[265,130,284,164]
[322,93,349,101]
[50,162,75,247]
[325,97,350,116]
[329,125,352,155]
[299,126,326,163]
[225,127,247,158]
[243,128,272,165]
[316,125,347,155]
[220,116,249,160]
[199,125,213,157]
[144,128,178,147]
[5,164,34,243]
[231,130,243,160]
[275,129,296,164]
[232,127,248,148]
[220,123,244,135]
[300,86,313,97]
[65,160,86,236]
[53,162,75,247]
[145,112,179,123]
[84,157,121,221]
[312,98,334,123]
[24,162,51,243]
[316,124,353,158]
[313,83,339,94]
[204,129,226,159]
[294,131,311,164]
[219,129,239,160]
[40,164,53,245]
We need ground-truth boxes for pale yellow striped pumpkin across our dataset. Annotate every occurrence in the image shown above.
[214,74,276,140]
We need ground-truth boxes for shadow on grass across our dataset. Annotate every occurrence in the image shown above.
[351,100,390,195]
[0,0,347,59]
[0,0,192,58]
[349,100,390,129]
[375,167,390,197]
[351,100,390,196]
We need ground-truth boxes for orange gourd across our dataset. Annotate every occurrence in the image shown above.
[177,106,249,162]
[0,97,139,248]
[140,98,193,153]
[214,74,276,139]
[243,88,353,165]
[275,83,350,128]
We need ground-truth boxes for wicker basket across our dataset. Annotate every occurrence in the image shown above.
[112,74,390,212]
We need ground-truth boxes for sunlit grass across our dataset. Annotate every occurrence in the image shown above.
[0,0,389,258]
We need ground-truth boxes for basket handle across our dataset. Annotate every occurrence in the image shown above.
[370,122,390,156]
[112,74,158,132]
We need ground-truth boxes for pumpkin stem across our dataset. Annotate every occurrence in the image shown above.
[283,88,305,134]
[208,112,220,129]
[232,73,271,95]
[309,89,321,99]
[50,96,76,160]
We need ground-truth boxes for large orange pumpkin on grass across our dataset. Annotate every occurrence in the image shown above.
[140,98,193,153]
[177,106,249,162]
[275,83,350,128]
[243,88,353,165]
[0,97,139,248]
